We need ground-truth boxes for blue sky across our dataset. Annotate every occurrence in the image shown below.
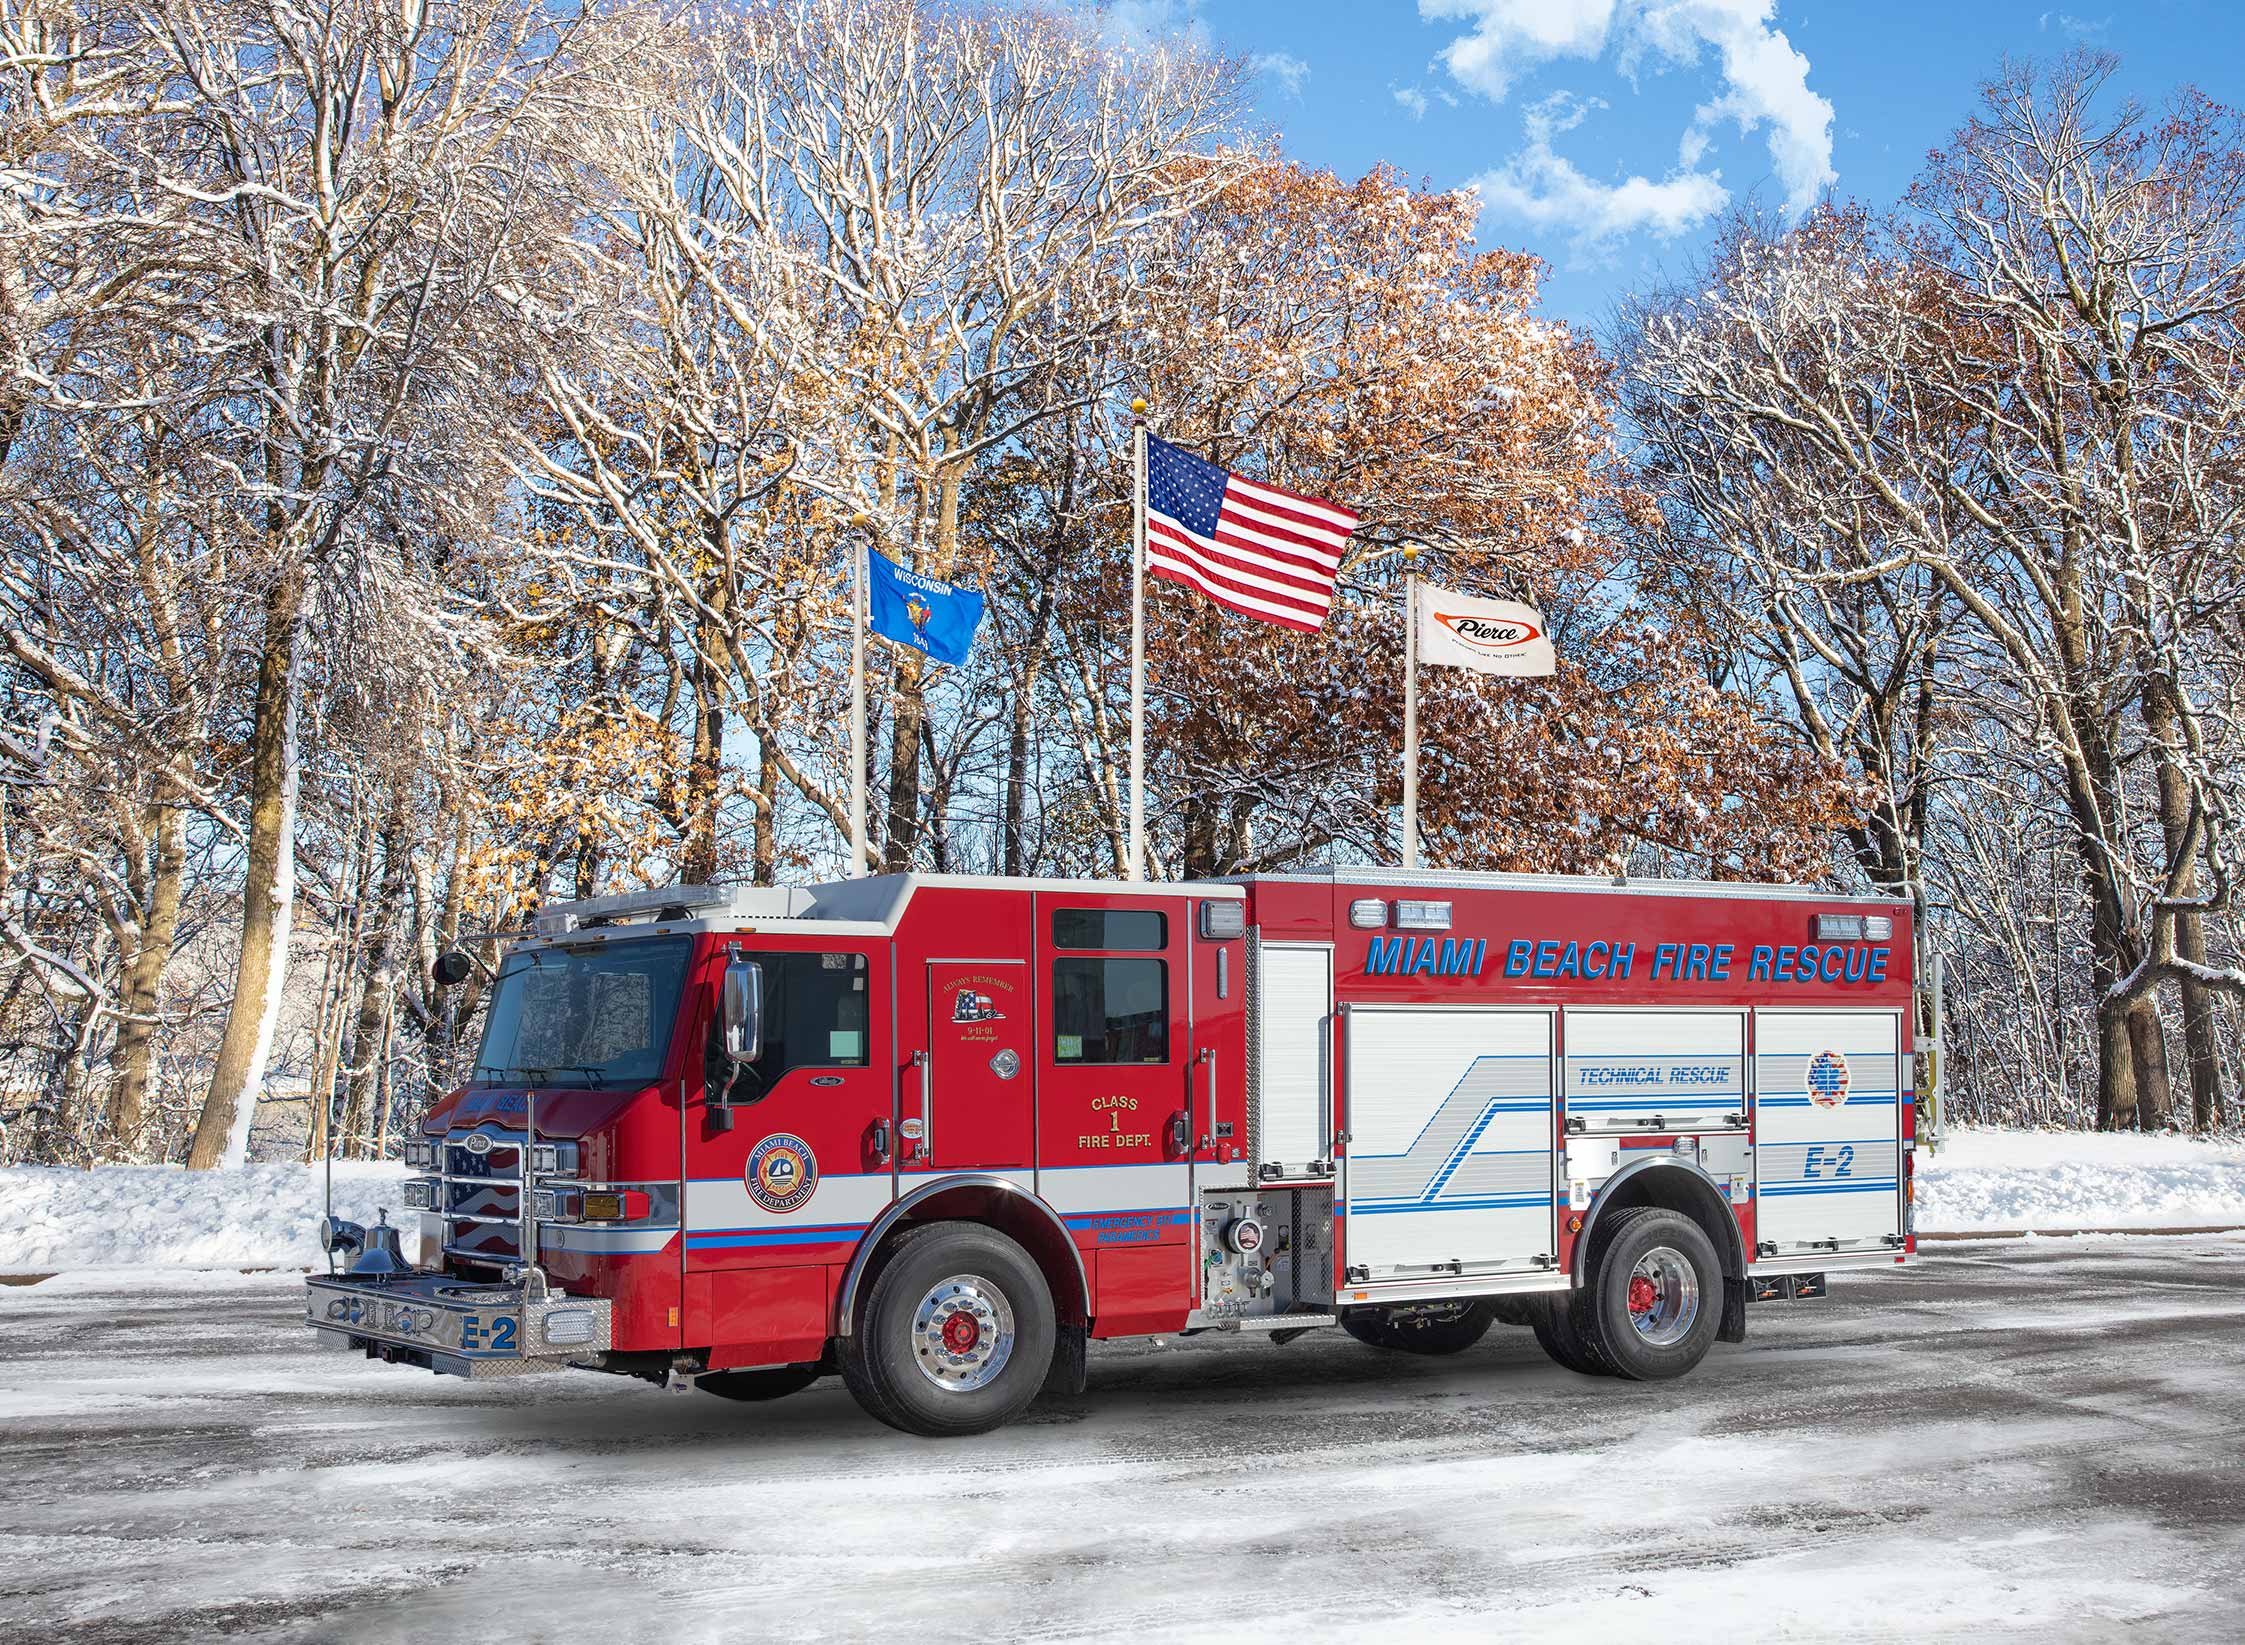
[1111,1,2245,333]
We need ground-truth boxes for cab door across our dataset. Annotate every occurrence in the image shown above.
[681,944,893,1273]
[911,961,1034,1173]
[1033,894,1192,1252]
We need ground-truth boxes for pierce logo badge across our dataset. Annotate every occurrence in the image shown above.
[746,1133,818,1214]
[1806,1049,1851,1109]
[1435,611,1544,653]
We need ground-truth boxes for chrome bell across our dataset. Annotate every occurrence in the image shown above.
[348,1209,413,1278]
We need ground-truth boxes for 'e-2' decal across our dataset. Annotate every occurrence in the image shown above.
[459,1315,519,1353]
[1801,1145,1855,1179]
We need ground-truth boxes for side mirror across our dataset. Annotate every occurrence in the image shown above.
[720,957,764,1073]
[432,951,474,987]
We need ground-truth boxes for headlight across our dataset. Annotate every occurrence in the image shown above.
[400,1178,439,1212]
[402,1138,436,1169]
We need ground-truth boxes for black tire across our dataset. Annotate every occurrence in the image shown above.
[1339,1300,1498,1356]
[698,1364,824,1402]
[1575,1206,1721,1382]
[1530,1293,1613,1376]
[840,1222,1055,1437]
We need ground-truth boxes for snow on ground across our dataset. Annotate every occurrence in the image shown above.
[3,1239,2243,1642]
[1919,1126,2245,1232]
[0,1162,412,1272]
[4,1127,2244,1275]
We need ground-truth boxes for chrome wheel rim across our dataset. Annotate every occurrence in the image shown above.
[910,1274,1015,1393]
[1625,1246,1700,1347]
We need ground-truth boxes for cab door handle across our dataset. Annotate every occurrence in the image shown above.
[870,1118,891,1166]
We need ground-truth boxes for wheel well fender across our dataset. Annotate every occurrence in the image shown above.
[834,1175,1088,1335]
[1572,1156,1750,1343]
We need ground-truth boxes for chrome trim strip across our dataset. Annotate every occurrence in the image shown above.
[833,1173,1089,1338]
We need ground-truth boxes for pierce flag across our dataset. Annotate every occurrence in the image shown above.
[1413,581,1555,677]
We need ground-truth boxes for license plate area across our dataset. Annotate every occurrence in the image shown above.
[305,1274,610,1377]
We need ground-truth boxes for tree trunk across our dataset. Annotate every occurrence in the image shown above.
[753,733,781,885]
[187,569,308,1170]
[2144,671,2227,1129]
[680,610,727,885]
[2094,993,2136,1131]
[108,799,186,1152]
[2125,1000,2174,1130]
[342,807,408,1159]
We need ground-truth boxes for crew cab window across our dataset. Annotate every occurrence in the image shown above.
[1052,957,1168,1064]
[1051,908,1166,951]
[712,951,869,1099]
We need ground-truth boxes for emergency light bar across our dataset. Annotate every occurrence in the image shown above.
[1391,900,1453,931]
[1813,912,1893,942]
[531,883,731,935]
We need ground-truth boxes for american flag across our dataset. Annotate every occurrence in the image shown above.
[1143,434,1357,632]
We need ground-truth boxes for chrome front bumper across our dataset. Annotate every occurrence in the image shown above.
[305,1273,612,1379]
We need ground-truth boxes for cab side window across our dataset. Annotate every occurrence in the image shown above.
[710,951,869,1098]
[1050,908,1168,1064]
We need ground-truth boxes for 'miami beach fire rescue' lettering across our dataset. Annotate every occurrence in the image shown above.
[1364,935,1891,986]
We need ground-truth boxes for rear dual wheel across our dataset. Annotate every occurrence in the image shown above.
[1538,1207,1720,1382]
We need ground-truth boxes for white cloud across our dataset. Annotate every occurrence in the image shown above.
[1424,0,1835,228]
[1394,84,1431,120]
[1252,51,1311,98]
[2040,11,2110,37]
[1466,90,1728,247]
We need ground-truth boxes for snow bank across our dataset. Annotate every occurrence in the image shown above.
[1918,1127,2245,1232]
[6,1129,2245,1272]
[0,1163,413,1272]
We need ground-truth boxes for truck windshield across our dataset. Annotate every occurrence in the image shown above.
[474,937,692,1089]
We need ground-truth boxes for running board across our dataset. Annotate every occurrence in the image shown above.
[1224,1312,1338,1333]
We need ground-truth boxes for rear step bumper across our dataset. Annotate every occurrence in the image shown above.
[305,1273,610,1379]
[1753,1272,1826,1301]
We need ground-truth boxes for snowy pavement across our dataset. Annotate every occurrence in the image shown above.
[4,1240,2244,1643]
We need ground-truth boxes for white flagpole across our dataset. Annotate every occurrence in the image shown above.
[1402,544,1420,871]
[848,512,868,877]
[1128,400,1148,882]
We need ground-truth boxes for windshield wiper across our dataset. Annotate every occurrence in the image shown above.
[474,1062,517,1086]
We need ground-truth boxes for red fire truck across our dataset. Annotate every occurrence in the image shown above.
[306,870,1917,1436]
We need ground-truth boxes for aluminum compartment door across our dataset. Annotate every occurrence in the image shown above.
[1563,1009,1747,1134]
[1253,943,1331,1176]
[1754,1010,1902,1254]
[1343,1008,1556,1278]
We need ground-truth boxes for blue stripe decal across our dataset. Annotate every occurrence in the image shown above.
[1568,1097,1738,1110]
[1758,1180,1899,1197]
[688,1227,867,1250]
[1353,1194,1555,1214]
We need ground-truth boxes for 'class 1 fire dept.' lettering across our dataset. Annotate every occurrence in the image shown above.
[1366,934,1892,987]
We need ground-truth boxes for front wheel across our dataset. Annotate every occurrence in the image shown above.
[1340,1300,1498,1356]
[841,1222,1056,1437]
[1575,1206,1721,1382]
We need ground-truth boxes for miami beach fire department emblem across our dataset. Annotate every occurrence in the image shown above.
[1806,1049,1851,1110]
[746,1133,817,1214]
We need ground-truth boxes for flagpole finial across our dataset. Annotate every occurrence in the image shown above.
[847,511,870,529]
[1130,398,1148,417]
[1402,543,1421,562]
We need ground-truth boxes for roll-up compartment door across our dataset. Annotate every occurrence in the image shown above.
[1753,1010,1903,1254]
[1563,1008,1747,1134]
[1252,942,1331,1176]
[1342,1008,1556,1279]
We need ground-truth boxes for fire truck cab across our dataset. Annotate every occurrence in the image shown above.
[306,870,1917,1437]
